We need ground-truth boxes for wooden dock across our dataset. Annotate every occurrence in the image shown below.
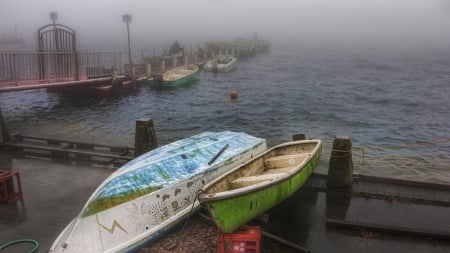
[1,133,134,167]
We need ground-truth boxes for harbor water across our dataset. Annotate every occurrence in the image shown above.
[1,43,449,183]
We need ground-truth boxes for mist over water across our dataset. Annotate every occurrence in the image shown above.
[1,42,450,183]
[1,0,449,182]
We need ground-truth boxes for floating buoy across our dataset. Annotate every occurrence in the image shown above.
[230,89,238,100]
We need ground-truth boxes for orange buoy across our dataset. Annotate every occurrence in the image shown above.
[230,89,238,100]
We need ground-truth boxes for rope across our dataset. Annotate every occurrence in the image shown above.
[179,189,204,234]
[0,239,39,253]
[364,138,450,150]
[330,148,352,158]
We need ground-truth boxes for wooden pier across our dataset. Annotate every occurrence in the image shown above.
[2,133,134,168]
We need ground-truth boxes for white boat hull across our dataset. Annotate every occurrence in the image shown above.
[49,131,266,253]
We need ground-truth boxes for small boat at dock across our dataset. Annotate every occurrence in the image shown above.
[203,55,237,73]
[198,139,322,233]
[49,131,266,253]
[147,64,199,88]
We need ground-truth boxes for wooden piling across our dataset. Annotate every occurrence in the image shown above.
[172,55,177,68]
[146,63,152,77]
[0,107,10,144]
[161,60,166,72]
[292,133,306,141]
[327,136,353,189]
[134,118,157,157]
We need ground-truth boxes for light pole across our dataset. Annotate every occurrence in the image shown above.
[122,14,133,79]
[49,11,59,51]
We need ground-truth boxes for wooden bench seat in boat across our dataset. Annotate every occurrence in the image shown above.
[263,166,295,174]
[231,173,286,188]
[264,153,308,169]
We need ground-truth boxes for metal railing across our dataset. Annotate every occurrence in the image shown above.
[0,51,124,83]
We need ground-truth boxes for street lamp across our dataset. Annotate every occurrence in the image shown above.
[50,11,59,51]
[122,14,133,79]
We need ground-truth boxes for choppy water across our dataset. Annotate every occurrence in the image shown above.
[1,44,449,183]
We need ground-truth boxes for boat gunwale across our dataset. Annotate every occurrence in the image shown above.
[198,139,322,202]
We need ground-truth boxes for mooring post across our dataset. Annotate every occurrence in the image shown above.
[161,60,166,72]
[292,133,306,141]
[134,118,157,157]
[0,107,10,144]
[171,55,177,68]
[146,63,152,77]
[131,64,136,81]
[327,136,353,189]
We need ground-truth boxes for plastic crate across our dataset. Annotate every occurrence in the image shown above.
[218,226,260,253]
[0,170,23,203]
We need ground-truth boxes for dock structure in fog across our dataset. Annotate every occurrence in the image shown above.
[0,18,270,94]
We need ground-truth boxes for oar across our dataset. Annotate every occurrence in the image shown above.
[208,144,229,165]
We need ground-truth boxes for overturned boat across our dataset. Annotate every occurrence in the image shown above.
[49,131,266,253]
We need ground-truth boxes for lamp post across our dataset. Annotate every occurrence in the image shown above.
[49,11,59,51]
[122,14,133,79]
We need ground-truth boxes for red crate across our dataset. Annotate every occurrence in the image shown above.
[218,226,260,253]
[0,170,23,203]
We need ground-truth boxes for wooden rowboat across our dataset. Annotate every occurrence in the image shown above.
[203,55,237,73]
[49,131,266,253]
[147,64,199,89]
[198,139,322,233]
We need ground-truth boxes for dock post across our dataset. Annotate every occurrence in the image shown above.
[112,69,117,82]
[172,55,177,68]
[134,118,158,157]
[327,136,353,189]
[0,107,10,144]
[146,63,152,77]
[131,64,136,80]
[292,133,306,141]
[161,60,166,72]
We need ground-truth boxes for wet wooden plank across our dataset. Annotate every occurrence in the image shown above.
[1,142,133,160]
[327,218,450,240]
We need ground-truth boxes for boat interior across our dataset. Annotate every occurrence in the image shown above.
[206,142,318,192]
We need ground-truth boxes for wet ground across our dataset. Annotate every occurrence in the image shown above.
[1,155,449,252]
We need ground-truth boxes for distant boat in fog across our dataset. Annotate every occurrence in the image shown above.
[203,55,237,73]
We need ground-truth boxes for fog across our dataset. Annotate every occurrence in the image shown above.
[1,0,450,53]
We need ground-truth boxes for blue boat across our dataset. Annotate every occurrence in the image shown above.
[49,131,266,253]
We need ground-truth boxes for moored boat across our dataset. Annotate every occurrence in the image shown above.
[49,131,266,253]
[198,139,322,233]
[147,64,199,88]
[203,55,237,73]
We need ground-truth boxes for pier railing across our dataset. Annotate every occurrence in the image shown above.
[0,51,124,83]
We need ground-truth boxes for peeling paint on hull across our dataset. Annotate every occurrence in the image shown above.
[49,131,266,253]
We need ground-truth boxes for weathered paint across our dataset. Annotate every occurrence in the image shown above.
[199,140,322,233]
[49,131,266,253]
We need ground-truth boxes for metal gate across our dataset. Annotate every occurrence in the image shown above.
[37,23,79,80]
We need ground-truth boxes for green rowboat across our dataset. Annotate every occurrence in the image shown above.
[198,139,322,233]
[148,64,199,88]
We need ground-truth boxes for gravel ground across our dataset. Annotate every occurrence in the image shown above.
[137,213,294,253]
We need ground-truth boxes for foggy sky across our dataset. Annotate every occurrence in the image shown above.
[1,0,450,52]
